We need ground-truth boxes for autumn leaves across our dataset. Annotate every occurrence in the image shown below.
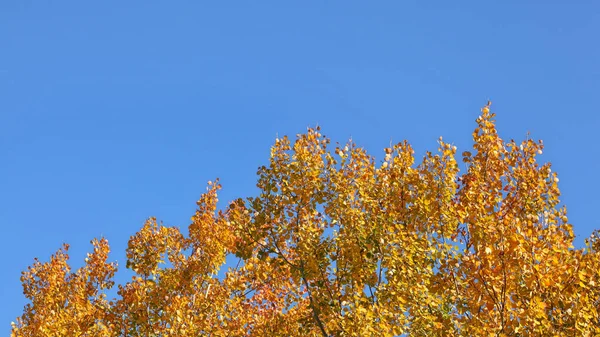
[13,103,600,336]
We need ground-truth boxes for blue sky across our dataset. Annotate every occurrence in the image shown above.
[2,1,599,331]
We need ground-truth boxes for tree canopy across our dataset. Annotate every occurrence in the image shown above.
[12,103,600,336]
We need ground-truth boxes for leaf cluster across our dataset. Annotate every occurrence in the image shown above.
[12,103,600,336]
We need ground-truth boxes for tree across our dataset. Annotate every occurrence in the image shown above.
[12,103,600,336]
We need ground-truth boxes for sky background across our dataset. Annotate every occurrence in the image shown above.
[2,1,599,332]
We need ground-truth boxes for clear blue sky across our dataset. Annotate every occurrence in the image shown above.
[2,1,599,331]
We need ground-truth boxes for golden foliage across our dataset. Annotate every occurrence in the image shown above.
[13,103,600,336]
